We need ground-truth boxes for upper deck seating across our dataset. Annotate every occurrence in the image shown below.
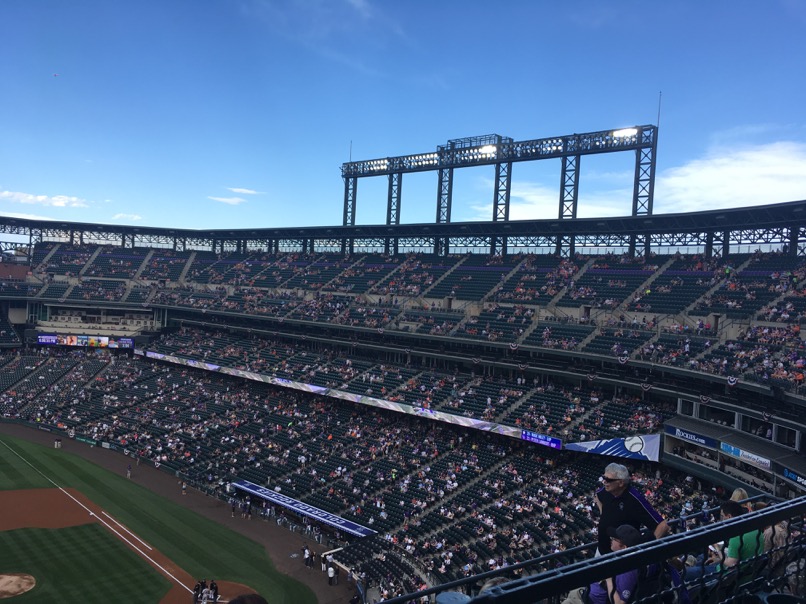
[138,248,193,281]
[493,255,579,303]
[556,255,660,310]
[83,246,149,279]
[43,244,98,276]
[370,254,461,297]
[323,254,403,294]
[427,255,519,301]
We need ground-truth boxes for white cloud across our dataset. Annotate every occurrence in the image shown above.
[465,140,806,221]
[209,196,247,205]
[0,211,57,221]
[112,213,142,221]
[0,190,89,208]
[466,179,630,221]
[654,141,806,214]
[227,187,262,195]
[346,0,372,19]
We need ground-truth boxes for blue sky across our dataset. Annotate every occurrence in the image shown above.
[1,0,805,230]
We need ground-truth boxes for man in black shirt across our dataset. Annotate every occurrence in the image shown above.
[595,463,669,555]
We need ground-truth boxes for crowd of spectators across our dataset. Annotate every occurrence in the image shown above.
[2,243,803,598]
[0,338,798,592]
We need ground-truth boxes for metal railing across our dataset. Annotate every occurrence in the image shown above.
[382,496,806,604]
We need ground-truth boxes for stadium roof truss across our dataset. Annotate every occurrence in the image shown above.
[0,200,804,258]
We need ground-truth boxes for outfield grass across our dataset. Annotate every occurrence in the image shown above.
[0,525,171,602]
[0,434,316,604]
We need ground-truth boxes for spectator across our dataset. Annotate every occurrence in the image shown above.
[730,487,753,512]
[683,500,764,584]
[595,463,669,555]
[563,525,643,604]
[752,501,789,573]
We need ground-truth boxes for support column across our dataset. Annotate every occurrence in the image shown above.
[632,127,657,216]
[387,173,402,225]
[343,177,357,226]
[491,162,512,256]
[559,155,580,219]
[436,167,453,255]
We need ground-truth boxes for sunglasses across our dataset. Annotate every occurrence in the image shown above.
[601,476,620,483]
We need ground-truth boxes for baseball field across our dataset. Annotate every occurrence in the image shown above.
[0,433,318,603]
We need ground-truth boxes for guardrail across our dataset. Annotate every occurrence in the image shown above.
[381,497,806,604]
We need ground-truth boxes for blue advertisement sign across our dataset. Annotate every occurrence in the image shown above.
[720,442,771,469]
[782,468,806,489]
[232,479,376,537]
[664,425,718,449]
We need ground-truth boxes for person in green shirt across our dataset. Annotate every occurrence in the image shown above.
[684,499,764,584]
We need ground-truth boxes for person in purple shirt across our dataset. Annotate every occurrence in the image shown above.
[563,525,642,604]
[595,463,669,556]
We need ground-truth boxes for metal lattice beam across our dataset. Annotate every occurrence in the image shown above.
[492,162,512,222]
[559,155,580,219]
[436,167,454,256]
[342,126,658,226]
[343,176,357,226]
[0,198,805,257]
[387,173,402,225]
[342,127,656,177]
[491,162,513,256]
[436,168,453,224]
[632,128,657,216]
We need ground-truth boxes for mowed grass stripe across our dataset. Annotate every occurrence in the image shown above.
[0,438,54,489]
[14,447,312,601]
[0,434,316,604]
[0,525,170,603]
[45,453,276,583]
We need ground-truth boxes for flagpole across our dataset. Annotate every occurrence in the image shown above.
[657,91,663,128]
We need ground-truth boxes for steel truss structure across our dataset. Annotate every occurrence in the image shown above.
[0,200,804,258]
[341,126,658,232]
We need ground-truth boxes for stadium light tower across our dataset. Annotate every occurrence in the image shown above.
[341,126,658,255]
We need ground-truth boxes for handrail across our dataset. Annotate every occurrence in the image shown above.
[380,496,806,604]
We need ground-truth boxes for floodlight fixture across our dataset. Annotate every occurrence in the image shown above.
[612,128,639,138]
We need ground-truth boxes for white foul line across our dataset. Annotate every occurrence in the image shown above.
[101,511,153,550]
[0,438,192,595]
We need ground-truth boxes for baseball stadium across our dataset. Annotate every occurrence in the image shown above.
[0,122,805,604]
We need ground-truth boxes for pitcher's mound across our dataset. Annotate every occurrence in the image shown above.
[0,573,36,598]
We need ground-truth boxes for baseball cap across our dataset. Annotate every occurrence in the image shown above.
[607,524,642,547]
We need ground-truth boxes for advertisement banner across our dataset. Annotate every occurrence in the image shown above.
[564,434,660,462]
[142,350,563,449]
[233,479,376,537]
[720,442,771,470]
[38,333,134,348]
[664,425,718,449]
[782,468,806,489]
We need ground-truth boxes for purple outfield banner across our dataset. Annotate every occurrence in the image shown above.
[232,479,376,538]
